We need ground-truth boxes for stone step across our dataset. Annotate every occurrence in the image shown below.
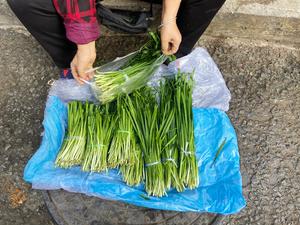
[220,0,300,19]
[204,13,300,49]
[209,0,300,48]
[1,0,300,48]
[101,0,151,12]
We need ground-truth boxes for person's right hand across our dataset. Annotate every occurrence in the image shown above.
[160,21,182,56]
[71,41,96,84]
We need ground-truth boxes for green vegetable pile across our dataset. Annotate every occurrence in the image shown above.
[55,32,199,196]
[55,101,87,168]
[55,72,199,197]
[93,32,168,104]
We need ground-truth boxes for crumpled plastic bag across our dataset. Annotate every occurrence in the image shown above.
[150,47,231,111]
[49,48,231,111]
[24,47,245,214]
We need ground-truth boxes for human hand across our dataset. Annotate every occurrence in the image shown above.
[160,20,182,55]
[71,41,96,84]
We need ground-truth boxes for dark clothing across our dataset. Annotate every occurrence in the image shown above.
[7,0,77,68]
[7,0,226,68]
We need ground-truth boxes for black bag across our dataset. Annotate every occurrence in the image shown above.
[96,1,153,34]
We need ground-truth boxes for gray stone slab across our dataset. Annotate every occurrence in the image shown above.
[221,0,300,19]
[203,13,300,49]
[101,0,151,12]
[1,0,299,49]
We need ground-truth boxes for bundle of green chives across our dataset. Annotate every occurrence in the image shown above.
[120,143,144,186]
[159,79,185,192]
[81,103,96,171]
[127,88,175,197]
[93,32,167,104]
[82,104,116,172]
[55,101,87,168]
[175,72,199,189]
[55,71,200,196]
[108,96,136,168]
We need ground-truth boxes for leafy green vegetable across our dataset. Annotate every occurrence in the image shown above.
[120,143,144,186]
[81,103,97,171]
[175,72,199,189]
[81,103,116,172]
[139,193,150,200]
[108,96,136,168]
[159,78,184,192]
[55,101,87,168]
[210,138,227,168]
[126,88,167,197]
[93,32,168,104]
[56,70,200,196]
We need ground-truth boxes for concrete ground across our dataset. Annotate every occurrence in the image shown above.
[0,0,299,224]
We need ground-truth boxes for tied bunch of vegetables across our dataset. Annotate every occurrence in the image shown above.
[120,143,144,186]
[108,96,144,186]
[55,102,116,172]
[124,72,199,196]
[175,73,199,189]
[82,104,116,172]
[108,96,137,168]
[55,101,87,168]
[93,32,168,104]
[159,79,184,192]
[126,88,168,197]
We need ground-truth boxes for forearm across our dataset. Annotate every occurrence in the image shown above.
[162,0,181,21]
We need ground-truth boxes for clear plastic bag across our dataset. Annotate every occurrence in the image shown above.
[49,79,97,103]
[170,48,231,111]
[149,47,231,111]
[49,47,231,111]
[91,54,168,103]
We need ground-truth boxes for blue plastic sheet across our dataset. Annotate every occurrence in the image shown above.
[24,96,245,214]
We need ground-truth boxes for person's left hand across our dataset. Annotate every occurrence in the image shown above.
[160,21,182,55]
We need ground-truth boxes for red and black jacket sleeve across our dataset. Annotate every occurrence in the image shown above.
[53,0,100,44]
